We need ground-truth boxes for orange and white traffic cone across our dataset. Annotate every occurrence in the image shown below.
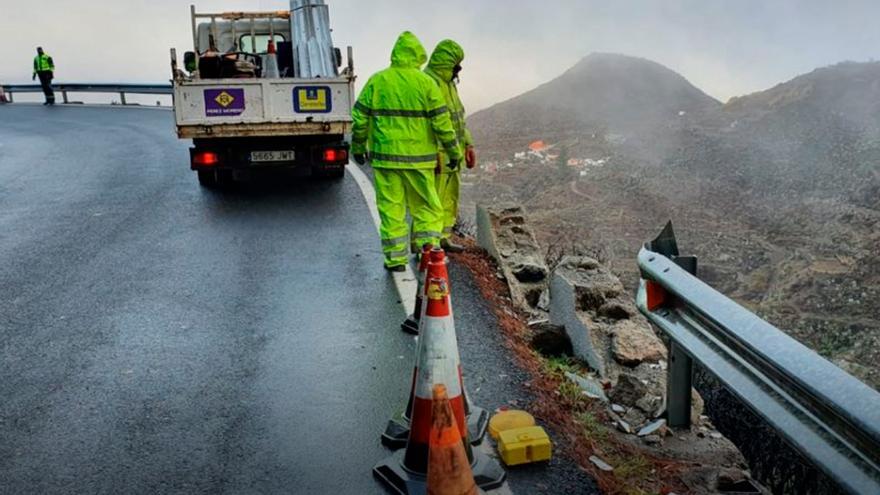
[263,39,280,78]
[383,248,489,448]
[427,384,478,495]
[401,244,432,335]
[374,251,505,494]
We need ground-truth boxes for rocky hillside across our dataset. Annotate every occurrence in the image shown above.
[704,61,880,201]
[469,53,721,159]
[463,57,880,389]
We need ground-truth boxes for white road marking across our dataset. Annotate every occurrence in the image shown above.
[348,163,417,316]
[348,162,514,495]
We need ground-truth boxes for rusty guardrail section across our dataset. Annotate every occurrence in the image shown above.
[1,83,171,105]
[635,222,880,495]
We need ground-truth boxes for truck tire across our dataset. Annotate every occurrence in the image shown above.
[315,167,345,180]
[197,170,217,187]
[215,169,234,189]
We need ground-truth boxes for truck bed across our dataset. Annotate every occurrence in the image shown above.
[174,77,353,139]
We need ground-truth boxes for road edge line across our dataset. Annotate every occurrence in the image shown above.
[347,163,418,316]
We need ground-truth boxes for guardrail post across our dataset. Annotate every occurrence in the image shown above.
[119,92,127,105]
[666,342,693,427]
[8,92,13,103]
[62,91,69,104]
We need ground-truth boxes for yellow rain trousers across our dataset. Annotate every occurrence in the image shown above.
[374,168,443,267]
[434,172,460,240]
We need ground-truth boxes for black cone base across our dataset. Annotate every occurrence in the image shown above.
[381,406,489,449]
[467,405,489,446]
[372,445,506,494]
[381,418,410,448]
[400,315,419,335]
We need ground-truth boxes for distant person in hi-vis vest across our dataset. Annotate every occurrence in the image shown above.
[33,47,56,105]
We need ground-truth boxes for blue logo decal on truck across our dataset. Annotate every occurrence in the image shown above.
[205,88,245,116]
[293,86,332,113]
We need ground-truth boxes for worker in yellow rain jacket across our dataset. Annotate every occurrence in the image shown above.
[351,32,463,271]
[425,40,476,253]
[32,47,56,105]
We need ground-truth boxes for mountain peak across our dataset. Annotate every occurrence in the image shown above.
[469,53,721,154]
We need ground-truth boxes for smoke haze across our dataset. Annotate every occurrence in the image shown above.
[2,1,879,110]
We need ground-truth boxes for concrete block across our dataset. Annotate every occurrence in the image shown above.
[476,203,549,313]
[550,270,605,374]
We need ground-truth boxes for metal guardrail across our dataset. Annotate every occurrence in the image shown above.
[1,83,172,105]
[636,222,880,495]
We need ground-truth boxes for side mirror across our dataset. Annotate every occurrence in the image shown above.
[184,51,197,73]
[334,47,343,68]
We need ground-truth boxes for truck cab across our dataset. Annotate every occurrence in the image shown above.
[171,2,354,187]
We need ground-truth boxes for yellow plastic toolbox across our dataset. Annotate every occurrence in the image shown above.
[497,426,552,466]
[488,409,536,439]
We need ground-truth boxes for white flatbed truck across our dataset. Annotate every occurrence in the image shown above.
[170,2,354,187]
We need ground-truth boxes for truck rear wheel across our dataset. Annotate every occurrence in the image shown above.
[315,167,345,180]
[197,170,217,187]
[198,169,235,189]
[215,169,234,188]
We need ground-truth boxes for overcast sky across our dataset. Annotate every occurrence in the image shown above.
[2,1,879,111]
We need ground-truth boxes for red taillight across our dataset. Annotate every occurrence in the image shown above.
[322,148,348,163]
[646,280,668,311]
[193,151,219,166]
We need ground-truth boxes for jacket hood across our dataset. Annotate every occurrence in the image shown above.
[427,39,464,82]
[390,31,427,69]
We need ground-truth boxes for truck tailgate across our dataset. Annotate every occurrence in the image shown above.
[174,78,352,139]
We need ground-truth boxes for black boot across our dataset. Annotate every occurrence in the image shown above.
[384,264,406,273]
[440,238,464,253]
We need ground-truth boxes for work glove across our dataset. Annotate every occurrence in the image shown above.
[435,154,442,175]
[465,146,477,169]
[353,153,366,165]
[32,73,36,81]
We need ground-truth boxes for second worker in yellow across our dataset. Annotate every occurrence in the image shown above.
[424,39,476,253]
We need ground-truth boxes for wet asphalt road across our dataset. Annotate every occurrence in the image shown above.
[0,105,596,494]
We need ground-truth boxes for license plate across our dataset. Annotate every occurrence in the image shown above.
[250,150,295,163]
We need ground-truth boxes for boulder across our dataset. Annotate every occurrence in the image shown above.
[598,300,636,320]
[623,407,648,428]
[554,256,624,310]
[611,319,667,366]
[635,394,662,414]
[692,389,705,425]
[609,373,649,406]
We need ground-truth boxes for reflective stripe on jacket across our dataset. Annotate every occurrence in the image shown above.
[425,39,472,173]
[351,32,462,170]
[33,54,55,74]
